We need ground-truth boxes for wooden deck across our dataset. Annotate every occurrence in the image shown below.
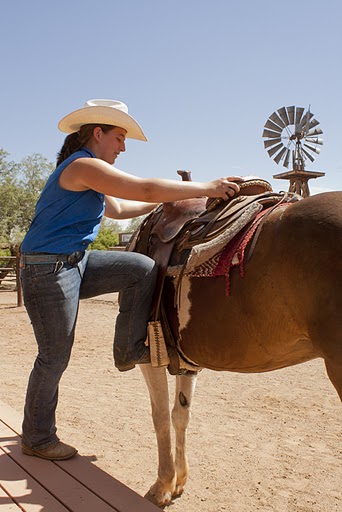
[0,401,160,512]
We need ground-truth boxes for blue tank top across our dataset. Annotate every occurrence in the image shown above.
[21,147,105,254]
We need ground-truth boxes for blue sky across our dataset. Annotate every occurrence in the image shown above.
[1,0,341,194]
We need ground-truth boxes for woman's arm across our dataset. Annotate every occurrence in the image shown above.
[59,158,241,201]
[104,196,158,219]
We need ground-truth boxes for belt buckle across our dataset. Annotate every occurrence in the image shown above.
[67,251,83,266]
[67,252,78,265]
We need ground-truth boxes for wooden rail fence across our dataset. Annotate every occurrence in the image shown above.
[0,255,22,306]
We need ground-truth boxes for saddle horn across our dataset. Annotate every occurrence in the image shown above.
[177,170,192,181]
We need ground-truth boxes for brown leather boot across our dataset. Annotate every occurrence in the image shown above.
[22,441,77,461]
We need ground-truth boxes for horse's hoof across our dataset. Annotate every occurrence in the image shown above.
[144,489,172,508]
[173,486,184,498]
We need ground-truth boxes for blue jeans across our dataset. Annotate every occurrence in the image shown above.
[20,250,157,449]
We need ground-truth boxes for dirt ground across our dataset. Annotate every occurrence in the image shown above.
[0,284,341,512]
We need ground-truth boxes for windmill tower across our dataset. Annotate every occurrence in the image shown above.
[262,106,325,197]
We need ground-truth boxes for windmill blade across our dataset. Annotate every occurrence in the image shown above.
[264,138,281,149]
[262,128,281,139]
[273,146,287,164]
[301,147,316,162]
[305,137,323,145]
[306,127,323,137]
[308,118,320,130]
[295,107,305,126]
[301,110,314,132]
[277,107,290,126]
[287,106,295,124]
[264,119,283,133]
[301,109,313,126]
[304,143,321,155]
[267,142,284,158]
[269,111,285,128]
[283,148,291,168]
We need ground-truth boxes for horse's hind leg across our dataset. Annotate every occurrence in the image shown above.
[140,364,177,507]
[324,358,342,401]
[171,371,198,497]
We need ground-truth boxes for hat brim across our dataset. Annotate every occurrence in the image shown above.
[58,106,147,141]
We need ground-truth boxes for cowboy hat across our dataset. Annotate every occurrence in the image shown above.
[58,99,147,141]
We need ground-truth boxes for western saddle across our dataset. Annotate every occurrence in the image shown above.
[128,173,292,373]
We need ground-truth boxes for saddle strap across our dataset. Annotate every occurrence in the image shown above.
[150,241,175,321]
[147,321,170,368]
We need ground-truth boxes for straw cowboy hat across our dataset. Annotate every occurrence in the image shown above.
[58,99,147,141]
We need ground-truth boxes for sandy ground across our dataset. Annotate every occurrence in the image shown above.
[0,283,341,512]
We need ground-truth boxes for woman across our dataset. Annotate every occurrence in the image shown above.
[20,99,241,461]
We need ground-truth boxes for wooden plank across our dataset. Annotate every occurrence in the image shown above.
[0,402,160,512]
[0,448,68,511]
[0,485,23,511]
[0,423,117,512]
[0,402,22,433]
[56,458,160,512]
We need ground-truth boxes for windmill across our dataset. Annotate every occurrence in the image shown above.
[262,105,325,197]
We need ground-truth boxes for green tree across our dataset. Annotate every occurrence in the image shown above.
[125,215,146,233]
[17,154,54,235]
[0,149,21,246]
[89,218,121,250]
[0,149,54,248]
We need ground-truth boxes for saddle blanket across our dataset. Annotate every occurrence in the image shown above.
[167,201,292,295]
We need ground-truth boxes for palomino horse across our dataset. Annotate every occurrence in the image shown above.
[135,190,342,508]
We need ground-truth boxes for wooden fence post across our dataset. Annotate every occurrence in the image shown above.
[15,253,23,307]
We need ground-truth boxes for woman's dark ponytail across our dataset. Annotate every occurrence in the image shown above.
[56,132,82,166]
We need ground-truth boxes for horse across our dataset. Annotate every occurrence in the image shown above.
[132,189,342,508]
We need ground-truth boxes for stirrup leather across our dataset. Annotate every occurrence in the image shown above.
[147,321,170,368]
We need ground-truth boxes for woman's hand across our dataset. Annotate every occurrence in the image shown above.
[204,176,243,199]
